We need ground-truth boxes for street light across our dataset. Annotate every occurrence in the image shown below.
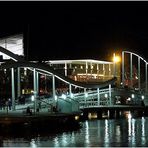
[113,53,121,77]
[113,53,121,63]
[141,95,144,100]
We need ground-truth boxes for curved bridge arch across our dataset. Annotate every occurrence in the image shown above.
[1,46,146,112]
[122,50,148,91]
[0,61,117,89]
[0,46,117,112]
[0,46,117,89]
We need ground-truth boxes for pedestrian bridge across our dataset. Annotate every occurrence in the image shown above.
[0,45,148,115]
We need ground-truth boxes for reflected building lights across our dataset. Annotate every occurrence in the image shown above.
[141,117,146,145]
[61,133,68,146]
[85,121,90,144]
[104,119,109,147]
[97,120,101,138]
[116,125,121,136]
[115,125,121,143]
[36,136,41,147]
[128,115,136,146]
[142,117,145,137]
[128,114,132,137]
[54,137,59,147]
[30,139,37,148]
[131,119,136,146]
[132,119,135,136]
[71,132,75,144]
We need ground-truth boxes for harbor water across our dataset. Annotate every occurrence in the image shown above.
[0,111,148,147]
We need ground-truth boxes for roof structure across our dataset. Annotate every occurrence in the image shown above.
[46,59,113,65]
[0,34,24,60]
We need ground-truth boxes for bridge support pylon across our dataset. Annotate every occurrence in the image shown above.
[108,109,115,119]
[97,110,102,119]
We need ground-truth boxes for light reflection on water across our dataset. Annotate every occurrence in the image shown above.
[1,113,148,147]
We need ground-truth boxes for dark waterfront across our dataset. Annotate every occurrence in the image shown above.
[0,111,148,147]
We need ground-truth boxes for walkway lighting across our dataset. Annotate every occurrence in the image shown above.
[75,116,79,120]
[141,95,144,100]
[55,95,57,101]
[61,94,66,99]
[70,93,74,98]
[131,94,135,99]
[104,94,108,98]
[85,93,88,98]
[127,97,131,101]
[31,95,35,101]
[128,112,132,119]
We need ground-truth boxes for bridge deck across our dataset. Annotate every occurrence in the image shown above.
[81,105,146,111]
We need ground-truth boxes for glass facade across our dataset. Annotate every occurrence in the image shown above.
[0,34,24,60]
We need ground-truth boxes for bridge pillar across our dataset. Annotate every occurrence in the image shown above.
[145,62,148,92]
[109,109,115,119]
[64,62,67,76]
[144,107,148,116]
[44,74,47,93]
[85,61,88,79]
[11,67,15,111]
[130,53,133,88]
[97,64,99,76]
[115,110,120,118]
[52,74,56,107]
[82,111,88,120]
[97,110,102,119]
[109,84,112,105]
[137,109,144,117]
[97,88,100,106]
[103,64,105,77]
[113,53,116,77]
[84,88,87,105]
[69,84,72,98]
[33,68,37,114]
[17,67,21,98]
[138,57,141,90]
[36,72,39,94]
[122,51,124,87]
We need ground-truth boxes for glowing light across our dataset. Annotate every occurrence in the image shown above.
[30,139,37,148]
[75,116,79,120]
[113,53,121,63]
[128,112,132,119]
[135,76,138,79]
[31,95,35,101]
[55,95,57,101]
[85,93,88,98]
[61,94,66,99]
[104,94,108,98]
[88,113,97,119]
[131,94,135,99]
[142,95,144,100]
[70,93,74,98]
[127,97,131,101]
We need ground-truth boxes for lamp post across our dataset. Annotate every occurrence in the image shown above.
[113,53,121,77]
[113,53,116,77]
[113,53,121,88]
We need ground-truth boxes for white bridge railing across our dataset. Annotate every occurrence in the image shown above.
[72,88,114,108]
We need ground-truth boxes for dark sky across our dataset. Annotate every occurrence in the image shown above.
[0,1,148,61]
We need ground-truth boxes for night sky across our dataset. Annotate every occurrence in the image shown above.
[0,1,148,61]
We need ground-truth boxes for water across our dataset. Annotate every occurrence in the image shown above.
[1,113,148,147]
